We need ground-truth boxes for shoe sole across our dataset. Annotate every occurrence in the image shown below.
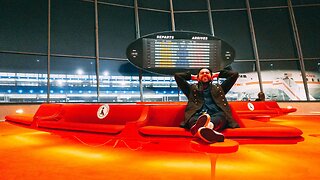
[198,128,224,143]
[190,114,210,136]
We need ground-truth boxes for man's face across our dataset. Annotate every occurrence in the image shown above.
[198,69,212,83]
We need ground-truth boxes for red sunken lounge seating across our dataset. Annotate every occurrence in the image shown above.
[138,104,302,138]
[5,102,302,141]
[6,103,149,134]
[228,101,297,121]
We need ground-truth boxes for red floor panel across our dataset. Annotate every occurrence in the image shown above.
[1,115,320,179]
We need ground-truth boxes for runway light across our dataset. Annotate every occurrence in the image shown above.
[16,109,24,114]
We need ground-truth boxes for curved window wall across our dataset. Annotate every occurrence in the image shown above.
[0,0,319,103]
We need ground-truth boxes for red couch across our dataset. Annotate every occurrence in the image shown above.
[5,102,302,141]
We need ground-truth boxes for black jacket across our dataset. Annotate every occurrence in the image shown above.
[174,69,240,129]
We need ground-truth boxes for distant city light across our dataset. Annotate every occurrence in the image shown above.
[103,71,109,76]
[77,69,84,75]
[16,109,24,114]
[120,81,126,86]
[57,80,64,87]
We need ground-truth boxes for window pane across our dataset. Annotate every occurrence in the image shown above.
[139,10,171,36]
[139,0,170,10]
[213,11,254,60]
[51,0,95,56]
[99,60,140,102]
[211,0,246,10]
[230,61,260,101]
[0,53,47,103]
[294,6,320,58]
[252,8,297,59]
[304,59,320,100]
[0,0,47,53]
[50,57,97,102]
[174,12,211,34]
[173,0,208,11]
[259,60,309,101]
[142,74,179,102]
[249,0,287,8]
[99,4,135,58]
[99,0,133,6]
[292,0,320,5]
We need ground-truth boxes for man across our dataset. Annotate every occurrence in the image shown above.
[255,92,266,101]
[174,67,240,143]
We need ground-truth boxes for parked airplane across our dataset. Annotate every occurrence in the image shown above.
[230,70,320,101]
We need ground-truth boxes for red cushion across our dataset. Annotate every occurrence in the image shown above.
[223,118,303,138]
[146,105,185,126]
[5,114,34,125]
[34,104,63,118]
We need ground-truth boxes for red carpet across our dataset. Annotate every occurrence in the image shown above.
[1,115,320,179]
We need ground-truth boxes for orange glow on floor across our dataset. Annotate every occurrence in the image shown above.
[1,115,320,179]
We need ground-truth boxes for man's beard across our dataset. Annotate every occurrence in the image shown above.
[200,75,211,83]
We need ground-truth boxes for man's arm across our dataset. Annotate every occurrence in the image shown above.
[218,69,239,94]
[174,72,192,97]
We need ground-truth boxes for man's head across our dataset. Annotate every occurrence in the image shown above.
[197,68,213,83]
[258,92,265,101]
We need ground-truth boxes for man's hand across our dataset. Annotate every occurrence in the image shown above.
[191,75,198,81]
[212,72,219,80]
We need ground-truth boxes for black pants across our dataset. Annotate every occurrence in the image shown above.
[187,111,227,131]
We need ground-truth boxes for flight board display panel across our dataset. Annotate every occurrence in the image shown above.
[143,38,221,69]
[126,31,235,75]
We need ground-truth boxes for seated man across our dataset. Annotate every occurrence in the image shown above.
[174,67,240,143]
